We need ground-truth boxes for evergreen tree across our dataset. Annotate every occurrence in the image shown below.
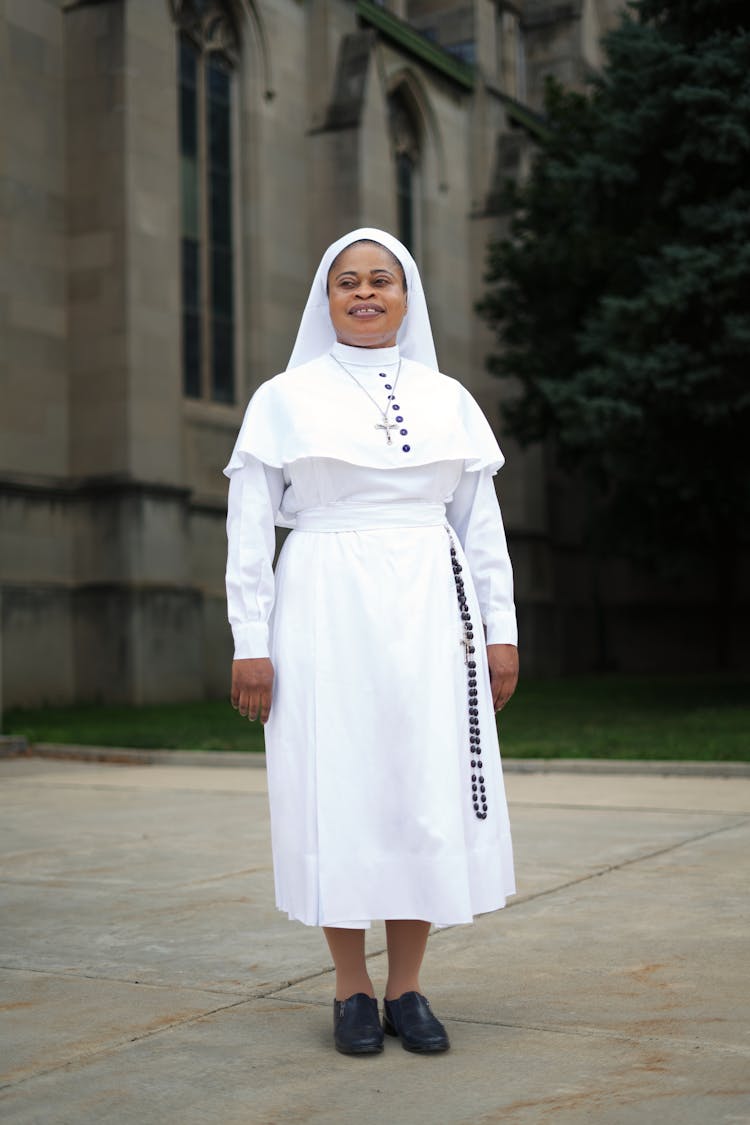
[479,0,750,663]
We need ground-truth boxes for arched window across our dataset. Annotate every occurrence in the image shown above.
[389,91,421,258]
[172,1,239,403]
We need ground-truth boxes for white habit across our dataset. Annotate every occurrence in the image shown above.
[225,339,518,929]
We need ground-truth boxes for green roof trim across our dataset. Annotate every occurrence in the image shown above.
[356,2,549,140]
[356,0,475,90]
[493,90,551,140]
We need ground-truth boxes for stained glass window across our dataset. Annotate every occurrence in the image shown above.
[174,3,238,402]
[396,151,415,255]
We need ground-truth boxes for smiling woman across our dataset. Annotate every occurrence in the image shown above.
[224,227,519,1057]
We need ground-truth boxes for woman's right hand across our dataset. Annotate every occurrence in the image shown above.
[231,658,274,724]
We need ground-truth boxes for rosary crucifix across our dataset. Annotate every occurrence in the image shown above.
[375,419,398,444]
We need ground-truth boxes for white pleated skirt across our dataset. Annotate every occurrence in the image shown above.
[264,504,516,928]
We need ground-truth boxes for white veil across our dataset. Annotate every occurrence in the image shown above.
[286,228,439,371]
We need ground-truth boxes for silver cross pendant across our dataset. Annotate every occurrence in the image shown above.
[375,419,398,445]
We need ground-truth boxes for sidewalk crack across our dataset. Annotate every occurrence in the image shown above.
[0,995,253,1093]
[502,815,748,911]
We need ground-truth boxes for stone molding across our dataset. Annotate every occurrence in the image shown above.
[0,472,193,505]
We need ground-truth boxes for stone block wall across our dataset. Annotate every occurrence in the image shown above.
[0,0,68,478]
[65,1,129,479]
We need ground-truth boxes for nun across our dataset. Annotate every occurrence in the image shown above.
[224,228,519,1056]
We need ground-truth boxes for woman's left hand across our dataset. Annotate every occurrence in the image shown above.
[487,644,519,712]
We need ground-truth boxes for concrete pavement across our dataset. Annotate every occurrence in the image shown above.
[0,756,748,1124]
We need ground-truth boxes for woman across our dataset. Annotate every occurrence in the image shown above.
[225,228,518,1056]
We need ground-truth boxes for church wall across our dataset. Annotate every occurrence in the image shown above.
[580,0,623,70]
[416,83,472,378]
[71,583,204,705]
[122,0,183,486]
[63,1,209,704]
[0,2,74,709]
[189,500,234,698]
[472,0,497,74]
[358,45,399,232]
[307,19,373,256]
[0,0,68,478]
[522,1,589,108]
[65,1,129,478]
[0,486,75,706]
[66,481,209,704]
[308,125,364,253]
[3,585,75,708]
[250,0,310,378]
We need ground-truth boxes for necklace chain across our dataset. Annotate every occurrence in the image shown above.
[329,351,403,444]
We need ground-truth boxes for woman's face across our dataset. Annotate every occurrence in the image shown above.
[327,242,408,349]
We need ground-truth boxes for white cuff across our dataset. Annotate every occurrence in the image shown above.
[485,611,518,647]
[232,622,270,659]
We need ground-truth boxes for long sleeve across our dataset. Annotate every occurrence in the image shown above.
[446,468,518,646]
[225,455,285,659]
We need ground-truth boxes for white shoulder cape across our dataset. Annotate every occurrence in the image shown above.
[224,355,505,475]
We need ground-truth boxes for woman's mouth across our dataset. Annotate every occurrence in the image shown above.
[349,305,384,318]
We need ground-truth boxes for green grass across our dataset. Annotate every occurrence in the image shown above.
[3,675,748,760]
[497,675,749,761]
[3,700,266,754]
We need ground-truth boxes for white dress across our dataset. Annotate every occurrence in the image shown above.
[225,343,517,929]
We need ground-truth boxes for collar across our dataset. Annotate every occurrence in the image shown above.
[331,341,400,368]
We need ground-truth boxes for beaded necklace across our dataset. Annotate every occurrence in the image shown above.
[329,351,404,446]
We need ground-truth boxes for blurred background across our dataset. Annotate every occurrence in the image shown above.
[1,0,747,718]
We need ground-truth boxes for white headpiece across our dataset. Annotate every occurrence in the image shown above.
[286,227,439,371]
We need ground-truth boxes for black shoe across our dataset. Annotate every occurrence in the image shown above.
[383,991,450,1053]
[333,993,384,1055]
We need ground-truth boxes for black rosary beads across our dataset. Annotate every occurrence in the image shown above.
[447,532,487,821]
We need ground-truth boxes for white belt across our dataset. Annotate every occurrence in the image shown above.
[294,502,446,532]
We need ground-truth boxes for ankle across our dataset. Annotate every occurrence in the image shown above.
[385,981,420,1002]
[335,979,375,1002]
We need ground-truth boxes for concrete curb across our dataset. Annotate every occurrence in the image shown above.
[2,739,748,776]
[2,742,267,768]
[502,756,750,777]
[0,735,28,756]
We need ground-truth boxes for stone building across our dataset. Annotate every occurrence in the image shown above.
[2,0,647,710]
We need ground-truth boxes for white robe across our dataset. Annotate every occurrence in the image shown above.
[225,343,517,928]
